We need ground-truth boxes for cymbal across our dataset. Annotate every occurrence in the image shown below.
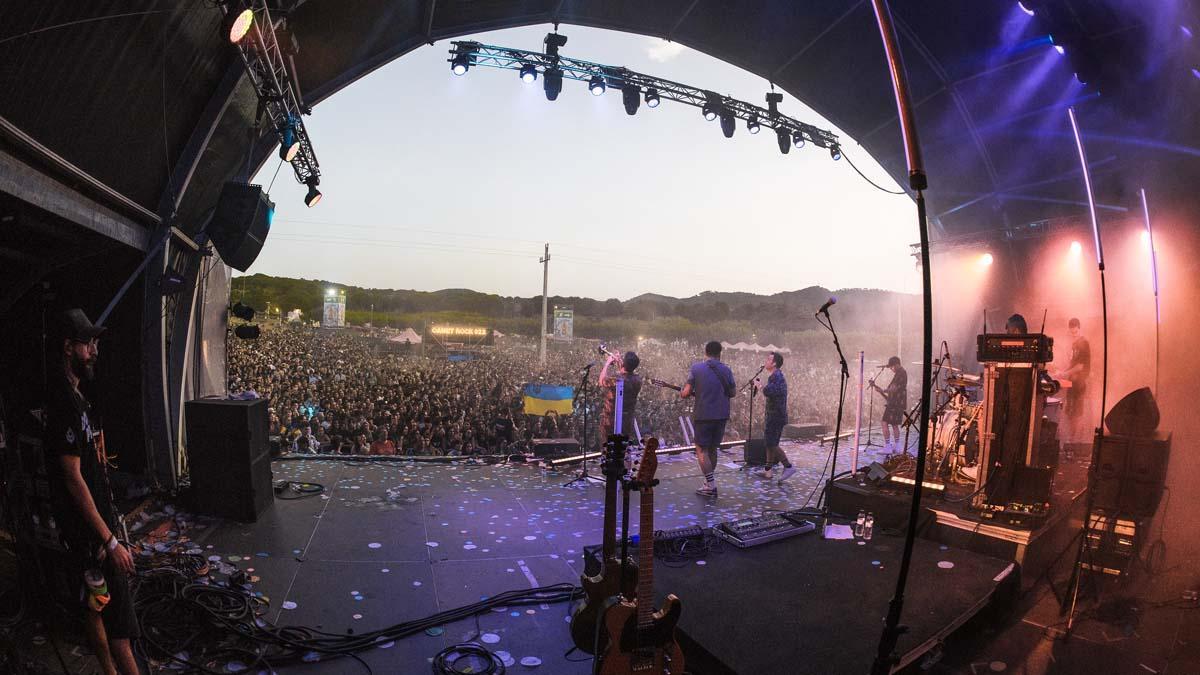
[946,376,981,388]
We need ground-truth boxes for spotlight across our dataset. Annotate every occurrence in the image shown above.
[622,85,640,115]
[1018,2,1035,16]
[1070,240,1083,256]
[519,64,538,83]
[792,130,806,149]
[588,74,606,96]
[702,103,717,121]
[231,302,256,321]
[544,32,568,58]
[543,68,563,100]
[1141,230,1152,247]
[644,89,660,108]
[304,176,322,208]
[451,52,470,75]
[980,253,994,266]
[747,116,760,134]
[776,127,791,155]
[1049,35,1065,54]
[278,118,300,162]
[225,6,254,44]
[719,110,735,138]
[1192,68,1200,80]
[830,145,842,161]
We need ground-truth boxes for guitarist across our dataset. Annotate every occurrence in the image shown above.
[599,350,643,437]
[679,341,736,498]
[873,356,908,453]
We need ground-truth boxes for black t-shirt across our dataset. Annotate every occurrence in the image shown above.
[601,373,642,436]
[1069,337,1091,385]
[885,368,908,410]
[44,379,116,553]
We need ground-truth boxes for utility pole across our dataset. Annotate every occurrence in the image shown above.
[539,243,550,366]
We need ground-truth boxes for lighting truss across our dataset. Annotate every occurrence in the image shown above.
[227,1,320,186]
[448,40,839,153]
[910,215,1092,262]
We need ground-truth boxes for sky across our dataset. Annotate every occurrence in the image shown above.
[248,25,920,300]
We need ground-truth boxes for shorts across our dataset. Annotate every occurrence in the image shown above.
[65,543,141,640]
[882,405,904,426]
[693,419,727,449]
[764,419,785,448]
[1065,383,1087,419]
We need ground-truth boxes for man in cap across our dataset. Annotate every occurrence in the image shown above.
[43,309,139,674]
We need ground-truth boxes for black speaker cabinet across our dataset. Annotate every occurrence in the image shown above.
[184,398,273,522]
[743,438,767,466]
[531,438,581,458]
[209,182,274,272]
[1092,431,1171,517]
[1105,387,1160,436]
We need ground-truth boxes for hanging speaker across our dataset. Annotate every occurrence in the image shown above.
[209,182,274,272]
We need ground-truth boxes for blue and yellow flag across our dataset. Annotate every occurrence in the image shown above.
[522,383,574,416]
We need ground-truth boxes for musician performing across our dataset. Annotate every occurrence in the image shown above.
[680,341,736,498]
[874,356,908,453]
[599,347,642,437]
[1053,317,1091,448]
[754,351,796,482]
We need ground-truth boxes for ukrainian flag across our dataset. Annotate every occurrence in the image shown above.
[522,383,574,416]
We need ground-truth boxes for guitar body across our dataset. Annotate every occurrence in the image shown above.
[598,595,684,675]
[570,556,638,654]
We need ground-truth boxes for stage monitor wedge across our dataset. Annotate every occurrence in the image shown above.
[210,182,275,272]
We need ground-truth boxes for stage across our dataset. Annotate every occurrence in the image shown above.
[21,438,1018,675]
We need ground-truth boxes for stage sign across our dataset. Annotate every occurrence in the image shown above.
[552,307,573,341]
[322,289,346,328]
[429,325,494,345]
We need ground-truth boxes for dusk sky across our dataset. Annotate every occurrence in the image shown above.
[248,24,920,300]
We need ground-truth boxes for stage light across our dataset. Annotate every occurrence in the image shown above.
[702,103,717,121]
[1018,2,1035,16]
[544,32,568,58]
[747,117,760,134]
[776,128,791,155]
[543,68,563,101]
[830,145,842,161]
[519,64,538,83]
[588,74,606,96]
[645,89,660,108]
[1141,230,1152,247]
[1192,68,1200,80]
[791,130,806,148]
[451,53,470,75]
[980,253,994,266]
[226,7,254,44]
[304,176,322,208]
[1049,35,1065,54]
[279,119,299,162]
[1070,240,1083,256]
[622,85,640,115]
[719,110,736,138]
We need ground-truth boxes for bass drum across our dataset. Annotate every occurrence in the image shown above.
[928,404,981,482]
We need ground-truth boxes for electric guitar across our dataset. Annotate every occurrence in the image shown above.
[647,377,682,392]
[598,437,684,674]
[570,435,637,654]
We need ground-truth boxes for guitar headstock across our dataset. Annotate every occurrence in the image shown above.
[602,435,628,479]
[634,437,659,485]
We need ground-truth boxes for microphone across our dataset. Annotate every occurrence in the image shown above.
[816,296,837,315]
[580,361,596,372]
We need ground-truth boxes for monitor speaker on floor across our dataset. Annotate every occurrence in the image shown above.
[743,438,766,466]
[184,397,274,522]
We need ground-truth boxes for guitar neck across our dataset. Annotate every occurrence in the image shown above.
[601,474,618,560]
[636,484,655,628]
[650,378,681,392]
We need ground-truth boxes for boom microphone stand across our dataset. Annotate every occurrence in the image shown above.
[814,307,851,519]
[565,363,604,486]
[869,1,935,672]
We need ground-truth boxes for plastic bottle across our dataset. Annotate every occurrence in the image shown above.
[863,513,875,541]
[854,511,866,538]
[85,569,110,612]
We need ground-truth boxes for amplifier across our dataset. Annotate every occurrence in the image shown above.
[977,333,1053,363]
[531,438,581,458]
[656,524,705,544]
[714,512,815,548]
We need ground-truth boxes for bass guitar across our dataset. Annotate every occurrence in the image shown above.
[599,437,684,674]
[570,435,637,654]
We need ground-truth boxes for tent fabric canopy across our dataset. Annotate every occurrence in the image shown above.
[387,327,423,344]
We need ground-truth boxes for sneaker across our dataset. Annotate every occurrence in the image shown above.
[778,466,797,483]
[754,468,774,480]
[695,484,718,497]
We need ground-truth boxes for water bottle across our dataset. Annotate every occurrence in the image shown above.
[863,513,875,541]
[854,511,866,538]
[84,569,110,612]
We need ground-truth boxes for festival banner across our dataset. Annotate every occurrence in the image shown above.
[521,383,574,416]
[552,307,573,341]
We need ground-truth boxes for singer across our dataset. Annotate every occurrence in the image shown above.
[680,341,736,497]
[598,349,642,436]
[754,351,795,482]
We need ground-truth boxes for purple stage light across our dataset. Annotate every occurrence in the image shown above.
[1192,68,1200,80]
[1182,25,1193,39]
[1018,2,1035,17]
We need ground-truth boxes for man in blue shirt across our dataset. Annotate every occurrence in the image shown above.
[680,341,736,497]
[755,351,796,482]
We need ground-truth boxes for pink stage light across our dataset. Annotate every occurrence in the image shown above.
[980,253,994,266]
[1070,240,1082,256]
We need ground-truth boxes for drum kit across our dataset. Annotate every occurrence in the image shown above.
[901,360,985,485]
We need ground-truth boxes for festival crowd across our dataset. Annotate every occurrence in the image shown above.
[226,325,892,456]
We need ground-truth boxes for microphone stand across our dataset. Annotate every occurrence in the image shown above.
[869,1,934,672]
[565,363,604,486]
[864,367,885,449]
[737,366,765,469]
[814,309,851,522]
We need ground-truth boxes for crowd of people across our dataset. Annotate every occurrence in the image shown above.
[226,325,910,456]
